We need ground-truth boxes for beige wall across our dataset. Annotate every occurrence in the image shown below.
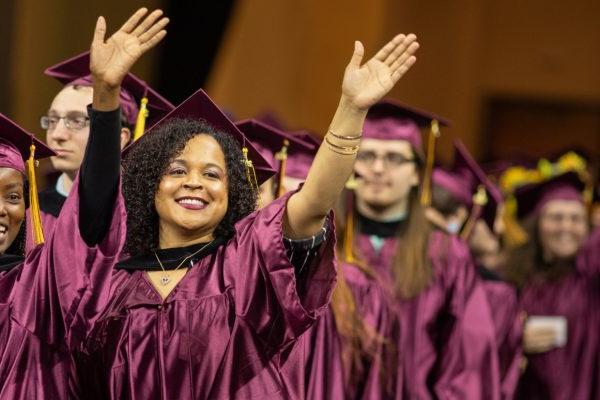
[7,1,599,162]
[207,0,600,161]
[8,0,163,137]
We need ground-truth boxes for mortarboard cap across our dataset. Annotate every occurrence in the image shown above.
[285,130,320,180]
[45,52,174,130]
[0,113,55,174]
[363,98,449,155]
[235,119,315,169]
[0,113,56,246]
[453,140,503,230]
[130,88,276,185]
[514,171,586,219]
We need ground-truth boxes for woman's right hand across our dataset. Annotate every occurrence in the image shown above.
[90,8,169,91]
[523,321,558,354]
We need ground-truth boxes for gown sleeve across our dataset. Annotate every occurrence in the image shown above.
[9,106,126,351]
[228,191,337,350]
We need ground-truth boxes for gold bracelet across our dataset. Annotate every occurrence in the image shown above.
[327,129,362,141]
[324,136,359,155]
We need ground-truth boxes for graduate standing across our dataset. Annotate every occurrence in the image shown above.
[70,10,420,399]
[502,164,600,400]
[0,10,168,399]
[429,139,523,400]
[341,99,490,399]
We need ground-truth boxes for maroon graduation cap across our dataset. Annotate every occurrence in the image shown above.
[363,98,450,156]
[129,89,276,185]
[45,51,174,128]
[514,171,586,219]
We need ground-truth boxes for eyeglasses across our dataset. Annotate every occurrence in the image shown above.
[41,114,90,131]
[356,150,415,167]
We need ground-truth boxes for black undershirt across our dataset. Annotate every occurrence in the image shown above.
[38,186,66,218]
[356,212,405,238]
[78,106,121,247]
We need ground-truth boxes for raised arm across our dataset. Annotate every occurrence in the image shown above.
[91,8,168,111]
[79,8,168,245]
[284,34,419,238]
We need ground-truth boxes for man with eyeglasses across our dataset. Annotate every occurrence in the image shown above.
[28,52,173,252]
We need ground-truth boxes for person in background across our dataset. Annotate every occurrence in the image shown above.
[429,139,523,400]
[503,163,600,400]
[235,119,316,206]
[339,99,487,399]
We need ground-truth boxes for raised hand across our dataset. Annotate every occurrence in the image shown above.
[342,34,419,111]
[90,8,169,89]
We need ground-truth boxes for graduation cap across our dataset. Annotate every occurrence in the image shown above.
[45,51,174,140]
[129,88,276,187]
[284,130,320,181]
[364,98,450,206]
[0,113,56,246]
[432,139,504,237]
[513,171,586,220]
[235,119,316,198]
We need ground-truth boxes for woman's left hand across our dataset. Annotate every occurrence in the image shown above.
[341,34,419,111]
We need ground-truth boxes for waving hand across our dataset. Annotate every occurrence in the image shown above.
[342,34,419,111]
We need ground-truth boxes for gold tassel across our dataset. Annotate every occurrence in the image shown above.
[242,146,260,203]
[343,193,357,264]
[460,185,487,241]
[26,142,45,246]
[132,96,149,141]
[275,139,289,198]
[420,119,440,206]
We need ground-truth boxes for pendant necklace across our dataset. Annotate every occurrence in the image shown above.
[153,241,213,286]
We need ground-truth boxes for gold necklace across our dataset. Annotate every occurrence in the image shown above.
[153,241,213,286]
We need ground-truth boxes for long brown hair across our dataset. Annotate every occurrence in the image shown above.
[392,187,433,299]
[329,181,433,384]
[331,191,383,384]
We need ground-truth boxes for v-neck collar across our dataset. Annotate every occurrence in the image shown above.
[0,254,24,272]
[116,237,227,272]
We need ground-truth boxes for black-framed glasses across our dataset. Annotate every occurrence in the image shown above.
[41,114,90,131]
[356,150,415,167]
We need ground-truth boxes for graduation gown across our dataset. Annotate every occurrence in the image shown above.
[479,271,523,400]
[0,179,126,399]
[74,192,337,400]
[355,229,488,399]
[280,261,398,400]
[516,227,600,400]
[0,107,125,399]
[24,186,66,254]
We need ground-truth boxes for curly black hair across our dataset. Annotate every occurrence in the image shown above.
[122,118,258,256]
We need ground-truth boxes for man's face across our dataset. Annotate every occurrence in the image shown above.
[45,85,93,175]
[354,139,419,209]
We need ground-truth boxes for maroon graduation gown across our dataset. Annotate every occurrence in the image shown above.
[74,193,337,399]
[0,180,126,399]
[516,227,600,399]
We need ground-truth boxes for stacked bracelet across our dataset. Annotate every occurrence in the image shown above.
[327,129,362,141]
[324,135,360,155]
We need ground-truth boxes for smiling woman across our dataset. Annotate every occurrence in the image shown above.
[66,5,421,396]
[503,170,600,399]
[123,118,256,256]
